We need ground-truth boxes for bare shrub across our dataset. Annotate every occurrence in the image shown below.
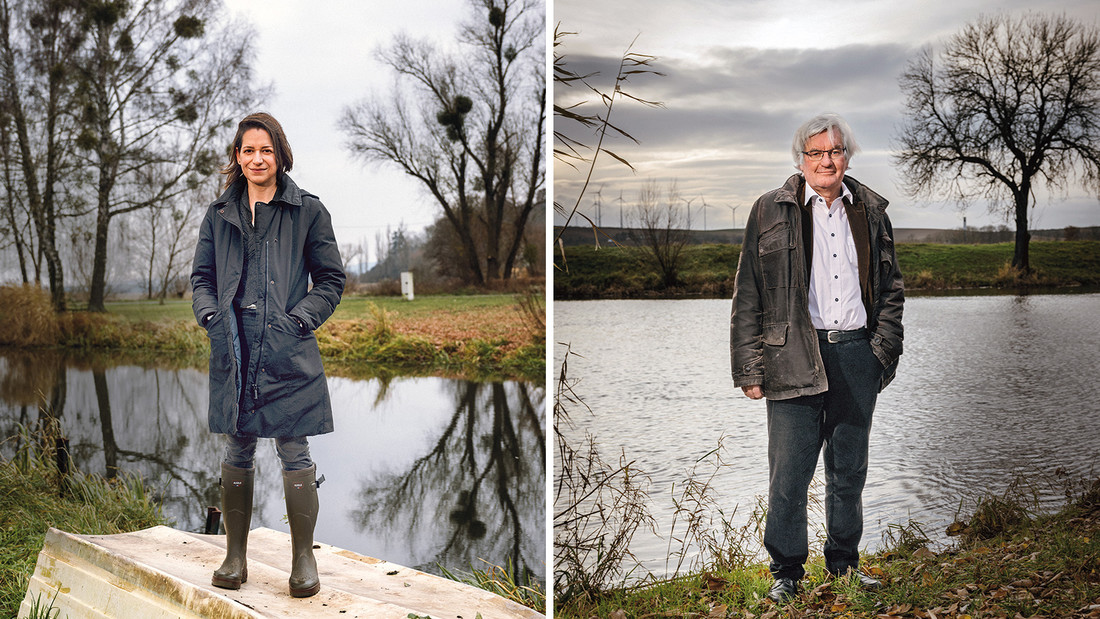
[553,344,654,604]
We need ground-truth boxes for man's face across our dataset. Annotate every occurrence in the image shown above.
[799,129,848,200]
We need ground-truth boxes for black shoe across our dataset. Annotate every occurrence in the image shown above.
[766,577,799,604]
[830,567,882,591]
[851,570,882,591]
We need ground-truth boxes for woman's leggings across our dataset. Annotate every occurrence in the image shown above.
[224,434,313,471]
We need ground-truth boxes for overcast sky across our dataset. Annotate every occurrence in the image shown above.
[552,0,1100,231]
[227,1,478,261]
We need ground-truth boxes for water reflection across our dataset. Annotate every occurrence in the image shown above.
[348,381,544,580]
[0,349,545,584]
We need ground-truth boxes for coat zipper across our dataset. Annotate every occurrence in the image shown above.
[253,237,271,403]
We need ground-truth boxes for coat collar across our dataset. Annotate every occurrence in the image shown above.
[776,173,889,214]
[212,173,309,210]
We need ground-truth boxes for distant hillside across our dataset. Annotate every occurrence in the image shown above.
[554,225,1100,247]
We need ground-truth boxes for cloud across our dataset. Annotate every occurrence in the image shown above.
[555,42,915,218]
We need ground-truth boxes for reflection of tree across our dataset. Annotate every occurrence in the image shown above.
[92,368,118,478]
[86,363,220,521]
[0,349,66,458]
[351,381,545,581]
[0,348,63,407]
[0,350,221,528]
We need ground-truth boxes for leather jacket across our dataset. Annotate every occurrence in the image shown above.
[730,174,904,400]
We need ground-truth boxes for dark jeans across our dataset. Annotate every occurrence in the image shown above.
[763,330,881,580]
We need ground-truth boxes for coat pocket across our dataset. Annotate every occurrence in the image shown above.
[762,322,788,346]
[758,221,793,289]
[264,313,322,383]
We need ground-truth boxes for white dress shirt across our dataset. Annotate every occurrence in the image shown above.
[806,184,867,331]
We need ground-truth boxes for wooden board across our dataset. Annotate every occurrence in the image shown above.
[20,526,543,619]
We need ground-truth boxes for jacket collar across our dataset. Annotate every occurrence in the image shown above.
[212,172,308,209]
[776,173,889,214]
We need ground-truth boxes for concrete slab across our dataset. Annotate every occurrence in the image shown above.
[19,526,543,619]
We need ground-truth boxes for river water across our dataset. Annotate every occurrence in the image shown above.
[554,293,1100,576]
[0,350,545,584]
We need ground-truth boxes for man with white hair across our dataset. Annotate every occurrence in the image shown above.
[730,113,905,604]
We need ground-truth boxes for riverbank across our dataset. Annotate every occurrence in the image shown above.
[556,476,1100,618]
[554,241,1100,299]
[0,427,168,618]
[0,286,545,382]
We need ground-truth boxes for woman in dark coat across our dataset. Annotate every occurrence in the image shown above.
[191,112,345,598]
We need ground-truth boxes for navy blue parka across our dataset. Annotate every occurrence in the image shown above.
[191,174,345,438]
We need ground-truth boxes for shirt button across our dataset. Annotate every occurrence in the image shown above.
[835,298,839,302]
[831,233,836,237]
[833,253,837,258]
[834,275,839,279]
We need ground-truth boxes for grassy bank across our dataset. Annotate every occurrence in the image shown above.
[556,477,1100,618]
[0,287,545,382]
[554,241,1100,299]
[0,427,168,618]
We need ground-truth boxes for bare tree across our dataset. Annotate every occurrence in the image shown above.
[342,0,545,286]
[73,0,259,311]
[894,13,1100,272]
[629,179,689,289]
[133,167,210,303]
[0,0,83,309]
[0,110,34,283]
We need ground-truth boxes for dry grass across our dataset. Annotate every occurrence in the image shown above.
[0,285,59,347]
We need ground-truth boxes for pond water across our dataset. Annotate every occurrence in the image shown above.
[554,293,1100,577]
[0,350,545,585]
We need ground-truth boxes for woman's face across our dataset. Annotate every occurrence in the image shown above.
[235,128,278,190]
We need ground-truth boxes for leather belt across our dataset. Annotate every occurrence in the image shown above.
[817,328,867,344]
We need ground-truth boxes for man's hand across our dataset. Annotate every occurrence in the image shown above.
[742,385,764,400]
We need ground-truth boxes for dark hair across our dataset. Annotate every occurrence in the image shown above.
[221,112,294,190]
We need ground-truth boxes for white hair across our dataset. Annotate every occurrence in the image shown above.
[791,113,861,167]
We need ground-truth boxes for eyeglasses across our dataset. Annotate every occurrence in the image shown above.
[801,147,847,161]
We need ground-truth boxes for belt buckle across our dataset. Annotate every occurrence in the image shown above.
[827,330,842,344]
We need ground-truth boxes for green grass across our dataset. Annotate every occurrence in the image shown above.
[439,561,546,614]
[555,240,1100,298]
[0,426,168,618]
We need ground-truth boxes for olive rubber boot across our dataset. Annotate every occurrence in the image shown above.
[212,462,254,589]
[283,465,321,597]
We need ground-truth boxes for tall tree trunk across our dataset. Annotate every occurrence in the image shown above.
[1012,193,1031,273]
[1,125,29,283]
[87,179,113,312]
[485,193,502,281]
[0,1,66,309]
[86,25,116,313]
